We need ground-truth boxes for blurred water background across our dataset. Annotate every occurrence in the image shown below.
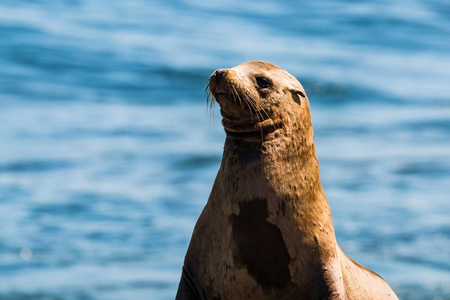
[0,0,449,299]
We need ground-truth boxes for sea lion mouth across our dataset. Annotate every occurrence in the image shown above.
[223,126,279,143]
[222,115,279,132]
[208,92,281,142]
[222,114,282,142]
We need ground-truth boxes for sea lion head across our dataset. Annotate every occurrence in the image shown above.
[208,61,311,144]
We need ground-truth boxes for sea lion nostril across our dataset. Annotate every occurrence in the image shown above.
[216,70,226,84]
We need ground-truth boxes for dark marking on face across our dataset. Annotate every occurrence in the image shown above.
[230,198,291,289]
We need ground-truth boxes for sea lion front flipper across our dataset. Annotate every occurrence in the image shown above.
[175,265,204,300]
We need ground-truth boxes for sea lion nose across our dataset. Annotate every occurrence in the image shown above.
[215,69,227,84]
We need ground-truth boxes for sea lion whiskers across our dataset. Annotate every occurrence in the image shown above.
[238,86,261,121]
[205,80,215,119]
[251,94,276,130]
[230,82,274,142]
[231,85,247,112]
[239,90,270,142]
[244,91,280,135]
[226,83,268,143]
[240,91,265,142]
[238,81,279,132]
[237,83,271,126]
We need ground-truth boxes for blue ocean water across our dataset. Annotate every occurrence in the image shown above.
[0,0,449,299]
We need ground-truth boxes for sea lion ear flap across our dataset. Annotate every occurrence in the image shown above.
[289,88,306,106]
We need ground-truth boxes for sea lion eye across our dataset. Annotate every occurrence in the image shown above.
[256,77,271,89]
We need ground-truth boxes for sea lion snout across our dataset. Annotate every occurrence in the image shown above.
[209,68,234,96]
[214,69,227,84]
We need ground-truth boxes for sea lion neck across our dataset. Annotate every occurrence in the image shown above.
[220,119,322,202]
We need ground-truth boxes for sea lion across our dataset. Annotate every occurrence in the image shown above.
[176,61,398,300]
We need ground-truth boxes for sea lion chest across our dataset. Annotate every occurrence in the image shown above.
[183,144,316,299]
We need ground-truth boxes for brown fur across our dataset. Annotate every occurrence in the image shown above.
[176,61,398,300]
